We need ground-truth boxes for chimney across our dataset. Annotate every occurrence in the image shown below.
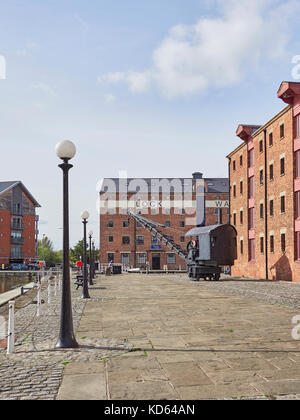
[192,172,203,180]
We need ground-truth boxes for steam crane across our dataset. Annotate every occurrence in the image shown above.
[127,210,237,281]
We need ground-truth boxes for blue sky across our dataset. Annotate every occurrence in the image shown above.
[1,0,300,249]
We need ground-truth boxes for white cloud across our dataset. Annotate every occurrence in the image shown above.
[74,13,90,32]
[99,0,300,98]
[104,93,117,103]
[31,82,57,97]
[16,41,39,57]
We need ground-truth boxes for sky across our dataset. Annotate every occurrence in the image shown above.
[1,0,300,250]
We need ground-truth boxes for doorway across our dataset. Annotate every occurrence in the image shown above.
[152,254,161,270]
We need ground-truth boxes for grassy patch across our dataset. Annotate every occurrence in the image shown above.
[61,361,70,366]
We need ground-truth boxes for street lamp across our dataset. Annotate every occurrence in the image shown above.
[81,211,90,299]
[55,140,78,349]
[88,230,94,286]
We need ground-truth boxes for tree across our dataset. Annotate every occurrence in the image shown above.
[70,239,88,264]
[38,236,62,267]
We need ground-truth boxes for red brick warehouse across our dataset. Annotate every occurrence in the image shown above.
[0,181,40,267]
[227,81,300,282]
[99,172,229,270]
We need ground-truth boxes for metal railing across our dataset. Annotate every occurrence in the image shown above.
[10,237,25,245]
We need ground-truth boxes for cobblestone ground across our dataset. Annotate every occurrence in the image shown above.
[172,274,300,310]
[0,275,131,400]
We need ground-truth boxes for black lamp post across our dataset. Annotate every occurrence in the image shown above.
[88,230,93,286]
[55,140,78,349]
[92,239,96,279]
[81,211,90,299]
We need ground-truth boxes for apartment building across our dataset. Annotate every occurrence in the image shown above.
[0,181,40,266]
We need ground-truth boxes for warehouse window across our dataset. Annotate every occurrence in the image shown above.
[270,235,274,253]
[233,160,236,171]
[109,236,114,243]
[260,169,264,185]
[281,196,285,213]
[260,203,264,219]
[269,132,273,147]
[240,155,243,167]
[233,213,237,226]
[123,221,129,228]
[167,253,176,264]
[137,254,146,264]
[121,253,130,265]
[108,221,114,228]
[136,236,144,245]
[122,236,130,245]
[260,237,264,254]
[240,181,243,195]
[269,164,274,181]
[280,123,285,139]
[180,236,185,243]
[233,185,236,197]
[270,199,274,217]
[240,210,243,225]
[259,139,263,153]
[280,157,285,176]
[240,239,244,255]
[281,234,286,253]
[108,253,114,263]
[180,221,185,228]
[165,221,171,228]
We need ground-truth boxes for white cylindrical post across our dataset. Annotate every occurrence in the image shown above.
[54,276,57,297]
[58,273,62,291]
[48,279,51,304]
[37,283,41,317]
[7,301,15,355]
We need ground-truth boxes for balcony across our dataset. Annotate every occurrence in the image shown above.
[10,252,24,260]
[11,222,25,230]
[11,237,25,245]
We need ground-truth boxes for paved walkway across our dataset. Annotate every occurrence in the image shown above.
[56,274,300,400]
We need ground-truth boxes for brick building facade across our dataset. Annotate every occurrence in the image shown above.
[0,182,40,267]
[99,173,229,270]
[227,81,300,282]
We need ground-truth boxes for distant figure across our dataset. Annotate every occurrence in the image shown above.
[109,260,113,273]
[146,261,150,274]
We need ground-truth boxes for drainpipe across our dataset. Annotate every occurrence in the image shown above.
[264,129,269,280]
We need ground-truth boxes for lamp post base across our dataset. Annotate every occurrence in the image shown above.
[55,336,79,349]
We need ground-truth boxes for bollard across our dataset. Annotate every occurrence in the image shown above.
[7,301,15,355]
[48,279,51,304]
[37,282,41,317]
[54,276,57,297]
[58,273,62,292]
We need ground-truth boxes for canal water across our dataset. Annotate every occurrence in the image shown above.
[0,273,37,294]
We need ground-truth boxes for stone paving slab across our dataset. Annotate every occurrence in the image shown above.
[2,273,300,400]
